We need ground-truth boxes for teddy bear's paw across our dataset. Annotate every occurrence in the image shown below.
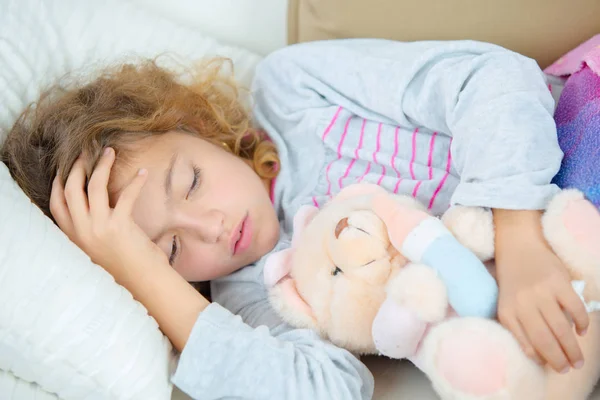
[387,264,448,323]
[419,318,545,400]
[543,190,600,283]
[441,206,495,262]
[372,298,427,359]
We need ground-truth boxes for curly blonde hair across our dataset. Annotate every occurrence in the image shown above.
[1,58,279,221]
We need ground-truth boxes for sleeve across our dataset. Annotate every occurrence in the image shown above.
[251,39,562,210]
[171,276,374,400]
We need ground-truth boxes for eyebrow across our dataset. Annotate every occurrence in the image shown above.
[165,152,178,201]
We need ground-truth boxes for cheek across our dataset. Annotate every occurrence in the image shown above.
[176,243,222,281]
[328,279,386,351]
[350,261,393,286]
[205,163,258,204]
[229,159,266,193]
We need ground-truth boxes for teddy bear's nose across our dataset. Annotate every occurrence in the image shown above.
[335,217,349,238]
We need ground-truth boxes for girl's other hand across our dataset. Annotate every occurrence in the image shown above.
[494,209,589,374]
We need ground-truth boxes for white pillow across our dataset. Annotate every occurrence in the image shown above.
[0,0,262,399]
[0,370,58,400]
[1,162,176,400]
[129,0,289,56]
[0,0,262,139]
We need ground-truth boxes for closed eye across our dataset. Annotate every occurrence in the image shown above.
[355,227,369,235]
[186,164,201,199]
[363,260,376,266]
[169,236,179,266]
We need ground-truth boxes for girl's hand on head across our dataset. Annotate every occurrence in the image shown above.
[50,147,167,284]
[494,209,589,374]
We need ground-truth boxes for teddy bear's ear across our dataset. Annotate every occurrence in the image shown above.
[292,205,319,247]
[264,248,294,288]
[263,248,317,329]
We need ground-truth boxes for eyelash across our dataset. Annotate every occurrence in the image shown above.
[171,165,201,266]
[187,165,201,199]
[332,261,375,276]
[169,236,178,266]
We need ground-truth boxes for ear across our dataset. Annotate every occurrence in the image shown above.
[292,205,319,247]
[264,249,317,329]
[264,248,294,287]
[269,278,317,330]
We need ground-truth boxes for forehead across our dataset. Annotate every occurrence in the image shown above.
[108,135,174,195]
[106,135,178,236]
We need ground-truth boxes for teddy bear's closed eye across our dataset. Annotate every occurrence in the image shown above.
[331,260,378,276]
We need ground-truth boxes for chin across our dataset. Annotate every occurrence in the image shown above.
[243,230,279,268]
[263,224,281,254]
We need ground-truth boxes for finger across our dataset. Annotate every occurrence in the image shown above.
[88,147,115,220]
[558,284,590,336]
[541,298,584,369]
[520,307,570,373]
[49,174,75,235]
[113,168,148,218]
[502,314,544,365]
[63,157,90,227]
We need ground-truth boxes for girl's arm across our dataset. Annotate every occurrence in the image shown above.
[50,150,373,400]
[119,250,373,400]
[252,38,561,211]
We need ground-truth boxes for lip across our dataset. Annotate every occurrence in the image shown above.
[230,213,252,256]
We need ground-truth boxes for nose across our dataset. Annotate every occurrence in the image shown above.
[176,208,225,243]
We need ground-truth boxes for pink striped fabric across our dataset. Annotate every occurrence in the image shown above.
[356,119,372,182]
[313,106,343,207]
[338,117,366,188]
[310,106,454,213]
[323,115,352,196]
[427,131,438,179]
[356,119,367,159]
[322,106,343,141]
[357,162,372,183]
[428,139,453,210]
[374,123,387,185]
[412,181,422,198]
[409,128,419,180]
[391,126,402,193]
[410,128,420,197]
[339,159,356,189]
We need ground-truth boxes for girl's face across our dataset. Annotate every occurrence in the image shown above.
[110,131,280,282]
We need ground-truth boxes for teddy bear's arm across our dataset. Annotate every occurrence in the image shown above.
[372,192,498,318]
[371,264,448,359]
[386,263,449,322]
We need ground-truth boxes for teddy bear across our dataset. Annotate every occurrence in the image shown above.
[263,183,600,400]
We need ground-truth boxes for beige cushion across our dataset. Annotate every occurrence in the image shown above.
[288,0,600,68]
